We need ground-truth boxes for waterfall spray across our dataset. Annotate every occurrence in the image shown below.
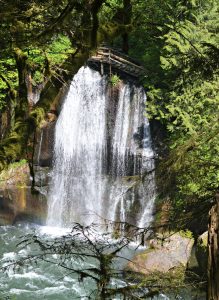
[47,66,156,228]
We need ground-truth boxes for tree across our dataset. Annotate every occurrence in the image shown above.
[0,0,132,172]
[140,0,219,298]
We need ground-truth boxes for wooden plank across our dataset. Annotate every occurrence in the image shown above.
[108,58,144,75]
[99,47,142,65]
[88,49,145,77]
[97,51,145,71]
[97,50,141,67]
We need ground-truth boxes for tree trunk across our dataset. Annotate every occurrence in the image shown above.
[207,192,219,300]
[122,0,132,54]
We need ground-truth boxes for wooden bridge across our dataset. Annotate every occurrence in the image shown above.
[88,46,145,78]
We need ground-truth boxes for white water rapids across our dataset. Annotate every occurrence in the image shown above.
[47,66,156,228]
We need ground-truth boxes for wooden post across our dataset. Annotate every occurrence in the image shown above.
[122,0,132,53]
[109,49,112,77]
[208,192,219,300]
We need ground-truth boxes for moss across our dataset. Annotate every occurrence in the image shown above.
[29,107,46,127]
[154,230,194,242]
[9,159,27,168]
[111,230,121,239]
[0,160,29,188]
[197,232,208,249]
[153,209,162,225]
[109,74,120,86]
[126,265,186,293]
[179,230,193,239]
[195,232,208,275]
[153,197,172,233]
[98,23,132,43]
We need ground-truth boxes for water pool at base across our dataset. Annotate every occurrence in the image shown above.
[0,223,205,300]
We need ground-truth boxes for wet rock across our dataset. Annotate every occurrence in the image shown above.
[0,187,47,225]
[0,163,47,225]
[127,232,194,275]
[153,199,172,233]
[33,85,69,168]
[34,166,51,188]
[34,121,56,167]
[109,175,155,227]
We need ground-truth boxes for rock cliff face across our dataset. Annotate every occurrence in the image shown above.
[0,163,47,225]
[196,231,208,275]
[33,80,68,167]
[0,74,69,225]
[34,121,56,167]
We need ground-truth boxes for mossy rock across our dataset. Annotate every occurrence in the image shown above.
[126,232,194,283]
[126,265,186,292]
[195,231,208,275]
[0,161,48,225]
[0,160,30,189]
[153,198,172,233]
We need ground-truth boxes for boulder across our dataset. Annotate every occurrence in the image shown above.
[0,162,47,225]
[127,232,194,275]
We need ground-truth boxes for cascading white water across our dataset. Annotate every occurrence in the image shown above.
[47,67,107,226]
[107,84,156,228]
[47,66,156,228]
[112,85,131,177]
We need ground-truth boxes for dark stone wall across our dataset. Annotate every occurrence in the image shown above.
[34,121,56,167]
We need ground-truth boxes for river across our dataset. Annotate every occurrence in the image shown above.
[0,222,205,300]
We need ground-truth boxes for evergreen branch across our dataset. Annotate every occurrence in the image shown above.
[0,74,12,90]
[37,0,83,38]
[173,27,205,58]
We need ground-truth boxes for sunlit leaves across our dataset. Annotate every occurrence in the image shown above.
[144,0,219,208]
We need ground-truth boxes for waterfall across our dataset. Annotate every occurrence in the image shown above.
[47,67,107,226]
[47,66,156,228]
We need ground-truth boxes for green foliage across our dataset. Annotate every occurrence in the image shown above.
[0,0,85,169]
[109,74,120,86]
[46,36,73,65]
[0,0,217,219]
[109,0,219,228]
[0,159,27,185]
[8,159,27,168]
[99,0,123,23]
[179,230,193,239]
[140,0,219,213]
[0,57,17,110]
[24,35,73,86]
[0,159,27,177]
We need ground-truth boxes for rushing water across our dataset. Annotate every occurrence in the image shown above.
[47,66,156,228]
[1,224,107,300]
[0,223,145,300]
[47,67,107,226]
[0,223,206,300]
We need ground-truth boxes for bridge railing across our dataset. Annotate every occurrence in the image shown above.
[88,47,145,78]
